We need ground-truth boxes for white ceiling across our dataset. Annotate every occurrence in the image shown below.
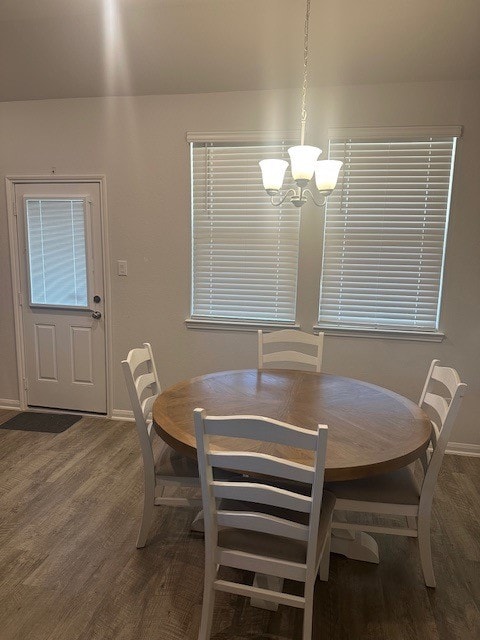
[1,0,479,102]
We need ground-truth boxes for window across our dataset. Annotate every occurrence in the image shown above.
[25,198,88,307]
[318,127,461,334]
[189,135,300,326]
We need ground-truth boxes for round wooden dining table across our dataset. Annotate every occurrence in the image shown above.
[152,368,432,483]
[153,368,432,573]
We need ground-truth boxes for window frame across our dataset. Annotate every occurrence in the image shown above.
[186,130,303,331]
[23,196,92,310]
[314,126,462,341]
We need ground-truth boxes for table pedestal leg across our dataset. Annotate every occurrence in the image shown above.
[331,530,379,563]
[330,510,379,563]
[191,509,205,533]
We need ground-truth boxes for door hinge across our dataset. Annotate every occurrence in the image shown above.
[18,292,23,306]
[23,378,28,391]
[13,202,17,216]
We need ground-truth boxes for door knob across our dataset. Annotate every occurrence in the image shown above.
[92,311,102,319]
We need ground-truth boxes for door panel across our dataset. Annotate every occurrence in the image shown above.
[70,326,94,384]
[16,182,107,414]
[35,324,58,380]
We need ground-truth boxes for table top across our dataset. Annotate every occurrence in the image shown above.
[152,369,432,482]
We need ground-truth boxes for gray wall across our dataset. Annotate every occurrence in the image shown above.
[0,80,478,446]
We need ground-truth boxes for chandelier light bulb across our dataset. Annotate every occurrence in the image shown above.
[314,160,343,194]
[259,159,289,194]
[288,145,321,186]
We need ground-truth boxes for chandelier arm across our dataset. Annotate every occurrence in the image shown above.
[303,188,327,208]
[270,189,298,207]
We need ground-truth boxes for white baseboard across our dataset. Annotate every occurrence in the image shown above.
[445,442,480,457]
[0,398,21,411]
[111,409,135,422]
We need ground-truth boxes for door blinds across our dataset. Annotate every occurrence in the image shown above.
[318,135,458,330]
[25,198,88,307]
[191,142,299,323]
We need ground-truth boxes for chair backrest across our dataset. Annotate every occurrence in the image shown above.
[419,359,467,502]
[194,409,328,585]
[257,329,324,372]
[121,343,160,467]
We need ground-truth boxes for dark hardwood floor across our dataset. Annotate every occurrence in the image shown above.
[0,410,479,640]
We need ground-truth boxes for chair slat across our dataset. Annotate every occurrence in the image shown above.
[217,510,310,541]
[214,579,306,608]
[208,452,314,485]
[216,548,307,581]
[212,481,312,513]
[203,415,317,450]
[423,392,449,425]
[431,365,462,396]
[142,395,156,419]
[430,420,440,448]
[135,372,156,397]
[262,329,320,346]
[258,329,324,372]
[262,351,318,367]
[332,521,418,537]
[126,346,150,375]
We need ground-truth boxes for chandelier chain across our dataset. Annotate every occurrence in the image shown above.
[300,0,311,144]
[259,0,341,207]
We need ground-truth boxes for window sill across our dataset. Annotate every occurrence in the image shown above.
[185,318,300,332]
[313,325,445,342]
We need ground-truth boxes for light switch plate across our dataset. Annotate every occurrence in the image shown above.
[117,260,128,276]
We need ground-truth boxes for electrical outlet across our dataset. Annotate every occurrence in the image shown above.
[117,260,128,276]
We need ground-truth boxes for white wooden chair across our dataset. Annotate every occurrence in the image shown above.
[326,359,467,587]
[122,343,202,548]
[257,329,324,372]
[194,409,335,640]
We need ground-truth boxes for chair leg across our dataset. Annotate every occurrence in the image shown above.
[302,583,314,640]
[197,573,216,640]
[319,533,331,582]
[418,511,436,588]
[136,477,156,549]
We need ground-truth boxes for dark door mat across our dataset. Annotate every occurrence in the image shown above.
[0,412,82,434]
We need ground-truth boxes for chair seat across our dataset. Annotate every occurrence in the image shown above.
[325,466,421,505]
[217,490,336,564]
[155,444,199,478]
[154,444,239,481]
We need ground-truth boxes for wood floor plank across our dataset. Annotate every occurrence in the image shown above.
[0,411,479,640]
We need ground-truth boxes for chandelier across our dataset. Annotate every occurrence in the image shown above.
[259,0,342,208]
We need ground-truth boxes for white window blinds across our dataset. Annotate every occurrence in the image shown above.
[26,198,88,307]
[191,141,300,323]
[318,133,458,331]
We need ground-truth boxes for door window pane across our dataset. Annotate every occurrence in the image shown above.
[26,199,88,307]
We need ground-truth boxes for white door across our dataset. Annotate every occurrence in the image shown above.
[15,182,107,413]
